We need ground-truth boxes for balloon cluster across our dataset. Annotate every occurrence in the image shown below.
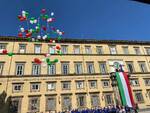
[17,9,64,41]
[17,9,64,66]
[1,49,14,56]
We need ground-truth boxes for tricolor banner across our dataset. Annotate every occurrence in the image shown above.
[115,72,135,107]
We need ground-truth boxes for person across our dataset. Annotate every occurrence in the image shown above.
[134,103,139,113]
[111,105,117,113]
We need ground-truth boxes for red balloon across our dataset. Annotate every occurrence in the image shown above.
[26,32,32,37]
[49,39,53,43]
[18,15,22,19]
[2,49,8,54]
[41,9,46,13]
[25,30,29,33]
[56,45,61,50]
[34,58,41,64]
[42,26,47,31]
[18,33,23,37]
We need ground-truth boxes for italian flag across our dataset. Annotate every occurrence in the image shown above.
[116,72,135,107]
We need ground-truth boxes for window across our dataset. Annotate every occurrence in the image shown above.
[144,79,150,86]
[0,43,6,52]
[130,79,140,86]
[0,63,4,75]
[91,94,100,107]
[61,45,68,54]
[134,47,141,55]
[134,91,144,103]
[74,63,82,74]
[104,93,113,106]
[99,62,107,74]
[96,46,103,54]
[87,62,95,74]
[32,64,41,75]
[48,64,56,75]
[89,80,97,89]
[126,62,135,73]
[138,62,148,72]
[102,80,110,88]
[62,81,71,90]
[12,84,23,93]
[49,45,55,54]
[10,97,22,113]
[61,63,69,75]
[62,96,72,111]
[31,83,40,92]
[34,45,41,53]
[74,45,80,54]
[85,46,92,54]
[122,47,129,54]
[47,82,56,91]
[76,81,84,89]
[145,48,150,55]
[46,97,56,111]
[29,97,40,112]
[16,63,25,76]
[19,44,26,53]
[109,46,117,54]
[77,94,86,107]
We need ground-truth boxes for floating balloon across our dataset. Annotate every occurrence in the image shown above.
[20,27,25,32]
[2,49,8,54]
[51,12,54,16]
[41,9,46,13]
[8,52,14,56]
[17,9,64,67]
[18,33,23,37]
[34,58,42,64]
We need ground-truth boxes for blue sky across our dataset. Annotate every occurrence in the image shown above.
[0,0,150,41]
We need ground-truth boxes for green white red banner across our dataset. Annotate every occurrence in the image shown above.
[115,72,135,107]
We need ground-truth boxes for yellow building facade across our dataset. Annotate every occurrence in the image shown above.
[0,36,150,113]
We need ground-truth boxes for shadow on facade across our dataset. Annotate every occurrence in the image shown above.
[0,91,17,113]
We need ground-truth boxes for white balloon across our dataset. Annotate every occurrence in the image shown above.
[22,11,26,14]
[41,58,45,62]
[58,32,62,36]
[20,28,24,32]
[30,20,34,24]
[31,38,35,41]
[51,12,54,16]
[37,35,41,39]
[29,29,33,33]
[22,13,26,17]
[56,29,59,33]
[52,40,55,43]
[34,19,37,24]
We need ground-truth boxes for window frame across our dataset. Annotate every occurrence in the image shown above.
[86,62,95,74]
[73,45,80,54]
[32,63,41,75]
[34,44,41,54]
[61,62,69,75]
[15,63,25,76]
[30,83,40,92]
[19,44,26,53]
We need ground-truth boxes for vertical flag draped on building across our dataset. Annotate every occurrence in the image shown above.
[116,72,135,107]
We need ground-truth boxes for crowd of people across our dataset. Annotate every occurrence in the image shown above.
[59,105,139,113]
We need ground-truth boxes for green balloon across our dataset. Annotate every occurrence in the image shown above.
[48,62,52,65]
[46,58,50,63]
[58,36,62,41]
[8,52,14,56]
[53,59,58,63]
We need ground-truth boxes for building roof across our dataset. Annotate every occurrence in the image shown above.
[0,36,150,45]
